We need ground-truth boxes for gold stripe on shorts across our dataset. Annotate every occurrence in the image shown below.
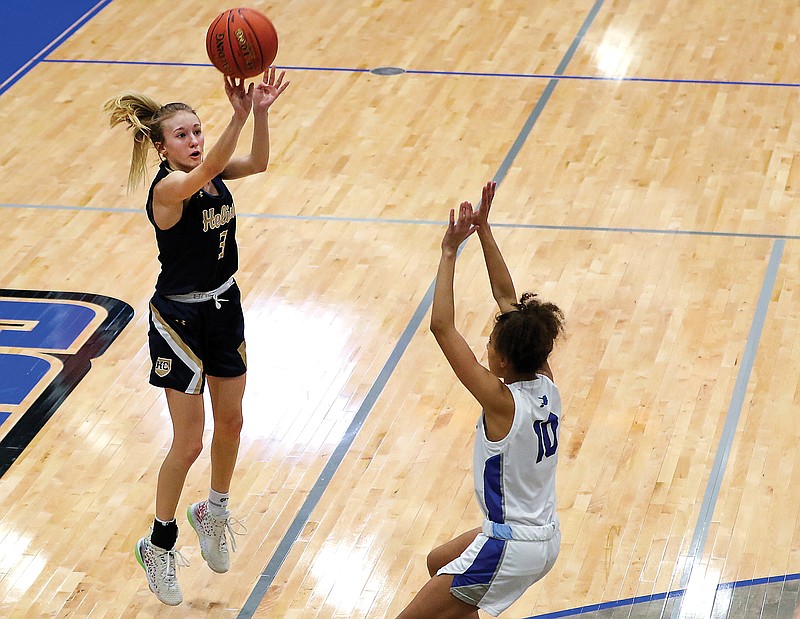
[238,340,247,366]
[150,302,204,394]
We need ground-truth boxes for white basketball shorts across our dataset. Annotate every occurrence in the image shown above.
[437,522,560,616]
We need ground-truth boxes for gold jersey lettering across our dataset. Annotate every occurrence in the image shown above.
[202,204,236,232]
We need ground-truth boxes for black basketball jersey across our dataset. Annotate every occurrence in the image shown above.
[146,161,239,295]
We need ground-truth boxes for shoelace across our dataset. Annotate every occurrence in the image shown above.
[210,514,247,553]
[159,547,190,584]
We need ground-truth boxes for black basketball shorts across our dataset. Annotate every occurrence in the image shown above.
[147,282,247,394]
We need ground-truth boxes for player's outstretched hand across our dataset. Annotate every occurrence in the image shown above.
[225,75,254,120]
[442,201,479,253]
[473,181,496,231]
[253,66,289,112]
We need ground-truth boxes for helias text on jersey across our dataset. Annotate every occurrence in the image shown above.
[202,204,236,232]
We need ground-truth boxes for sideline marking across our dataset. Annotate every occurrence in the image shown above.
[667,238,785,617]
[237,0,608,615]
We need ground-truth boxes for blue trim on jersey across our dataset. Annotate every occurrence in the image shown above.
[0,412,10,426]
[490,522,515,540]
[484,454,504,523]
[452,537,507,588]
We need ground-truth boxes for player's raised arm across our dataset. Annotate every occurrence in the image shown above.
[152,77,252,225]
[473,181,518,314]
[224,67,290,180]
[400,185,565,618]
[430,201,513,422]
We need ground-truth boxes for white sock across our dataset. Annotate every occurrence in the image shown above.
[208,488,229,516]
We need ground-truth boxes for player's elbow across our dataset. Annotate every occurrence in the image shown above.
[429,319,454,341]
[204,160,228,181]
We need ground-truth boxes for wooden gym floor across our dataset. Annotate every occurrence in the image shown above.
[2,0,800,617]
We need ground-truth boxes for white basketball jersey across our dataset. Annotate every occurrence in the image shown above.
[473,375,561,527]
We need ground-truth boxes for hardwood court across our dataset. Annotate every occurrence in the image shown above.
[2,0,800,617]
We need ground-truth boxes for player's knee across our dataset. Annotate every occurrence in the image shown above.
[426,548,444,577]
[171,437,203,466]
[185,439,204,465]
[214,410,243,439]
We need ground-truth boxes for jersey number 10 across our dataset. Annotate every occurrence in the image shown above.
[533,413,559,463]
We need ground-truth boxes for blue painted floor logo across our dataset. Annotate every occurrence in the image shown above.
[0,289,133,477]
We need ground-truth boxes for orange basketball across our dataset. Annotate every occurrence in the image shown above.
[206,8,278,79]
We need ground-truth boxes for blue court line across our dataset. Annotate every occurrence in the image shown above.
[529,589,686,618]
[524,570,800,618]
[717,572,800,590]
[666,238,785,617]
[237,277,437,616]
[0,1,113,97]
[494,0,603,185]
[409,70,800,90]
[236,0,606,617]
[40,57,800,89]
[17,5,790,618]
[42,58,371,73]
[5,202,800,242]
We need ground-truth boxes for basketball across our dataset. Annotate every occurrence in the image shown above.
[206,8,279,79]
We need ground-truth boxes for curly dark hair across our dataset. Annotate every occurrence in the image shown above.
[491,292,564,374]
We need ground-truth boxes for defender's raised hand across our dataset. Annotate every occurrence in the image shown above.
[442,200,479,254]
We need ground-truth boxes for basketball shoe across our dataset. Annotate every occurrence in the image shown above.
[135,535,189,606]
[187,500,245,573]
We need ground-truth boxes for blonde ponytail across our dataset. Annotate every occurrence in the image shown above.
[103,91,162,192]
[104,91,197,193]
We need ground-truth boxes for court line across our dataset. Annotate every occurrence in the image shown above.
[236,0,607,616]
[524,570,800,618]
[530,589,686,619]
[4,202,800,242]
[666,237,785,618]
[492,0,603,186]
[409,70,800,90]
[237,276,436,616]
[42,58,371,73]
[7,3,795,618]
[40,57,800,89]
[23,6,792,618]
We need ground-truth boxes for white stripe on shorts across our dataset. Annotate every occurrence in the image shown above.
[150,303,203,394]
